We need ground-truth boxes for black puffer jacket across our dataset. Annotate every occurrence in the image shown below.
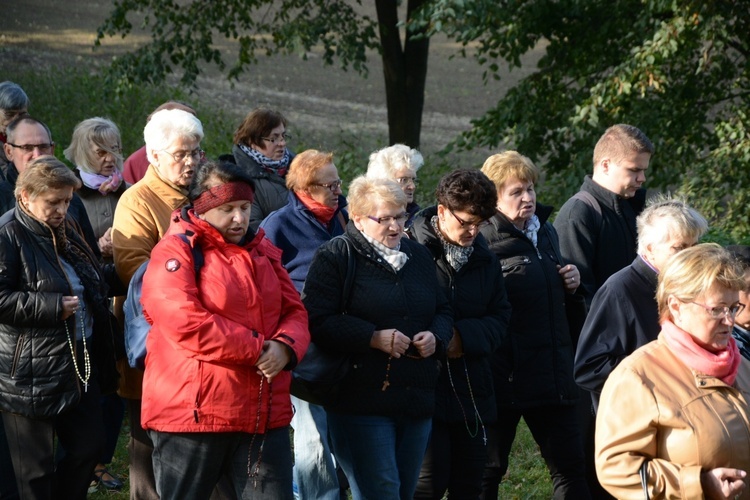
[302,222,453,418]
[480,204,578,409]
[0,208,119,418]
[231,144,295,231]
[408,207,510,424]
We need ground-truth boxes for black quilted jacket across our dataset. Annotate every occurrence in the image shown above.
[0,207,117,418]
[302,222,453,418]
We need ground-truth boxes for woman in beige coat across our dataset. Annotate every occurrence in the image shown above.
[596,243,750,500]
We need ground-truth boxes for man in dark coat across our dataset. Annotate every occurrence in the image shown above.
[575,197,708,410]
[553,124,654,306]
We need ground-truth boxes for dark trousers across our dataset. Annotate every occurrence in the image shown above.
[2,381,104,500]
[414,419,488,500]
[481,404,591,500]
[0,416,19,499]
[149,427,293,500]
[100,393,125,465]
[127,397,159,500]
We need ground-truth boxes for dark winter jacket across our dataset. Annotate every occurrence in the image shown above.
[0,208,119,417]
[231,144,295,231]
[574,256,660,408]
[408,207,510,424]
[553,175,646,305]
[260,191,348,293]
[480,204,578,409]
[302,222,453,418]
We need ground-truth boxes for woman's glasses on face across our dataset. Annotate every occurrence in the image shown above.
[449,209,490,231]
[367,213,409,225]
[314,180,343,192]
[160,148,205,163]
[95,146,123,158]
[689,301,745,320]
[261,133,292,145]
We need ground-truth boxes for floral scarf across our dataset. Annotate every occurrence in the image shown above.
[431,216,473,271]
[361,231,408,271]
[239,144,292,177]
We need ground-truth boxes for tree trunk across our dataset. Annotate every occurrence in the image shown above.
[375,0,430,149]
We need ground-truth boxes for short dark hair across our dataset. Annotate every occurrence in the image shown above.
[233,108,287,147]
[727,245,750,271]
[435,169,497,220]
[188,160,255,202]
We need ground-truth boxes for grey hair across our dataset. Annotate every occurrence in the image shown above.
[0,81,29,111]
[636,194,708,254]
[144,109,204,164]
[63,117,123,174]
[366,144,424,179]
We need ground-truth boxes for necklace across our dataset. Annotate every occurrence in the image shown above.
[446,358,487,445]
[63,309,91,392]
[247,376,273,488]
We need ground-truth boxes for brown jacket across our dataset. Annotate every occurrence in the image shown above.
[596,333,750,499]
[112,165,189,398]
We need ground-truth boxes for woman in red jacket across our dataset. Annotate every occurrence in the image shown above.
[140,160,310,500]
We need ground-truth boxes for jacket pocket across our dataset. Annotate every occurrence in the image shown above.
[10,334,26,379]
[500,255,531,273]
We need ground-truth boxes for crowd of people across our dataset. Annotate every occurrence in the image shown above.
[1,78,750,500]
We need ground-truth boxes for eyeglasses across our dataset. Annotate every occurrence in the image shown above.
[160,148,205,163]
[449,209,490,231]
[367,213,409,225]
[261,133,292,145]
[395,176,418,186]
[95,146,123,158]
[689,301,746,320]
[7,142,55,154]
[314,180,343,192]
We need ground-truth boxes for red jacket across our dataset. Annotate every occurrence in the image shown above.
[140,209,310,433]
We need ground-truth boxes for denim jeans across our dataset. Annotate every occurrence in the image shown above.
[291,396,341,500]
[150,427,293,500]
[328,412,431,500]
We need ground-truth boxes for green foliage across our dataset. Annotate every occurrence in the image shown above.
[10,65,237,163]
[416,0,750,240]
[96,0,380,91]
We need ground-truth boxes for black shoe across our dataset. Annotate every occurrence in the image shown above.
[93,467,124,490]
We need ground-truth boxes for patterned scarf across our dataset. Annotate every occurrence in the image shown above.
[662,320,741,386]
[522,214,541,247]
[360,231,409,271]
[239,144,292,177]
[78,167,123,195]
[431,216,473,271]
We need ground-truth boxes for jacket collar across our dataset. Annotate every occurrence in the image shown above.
[631,255,659,287]
[143,165,189,209]
[582,175,646,215]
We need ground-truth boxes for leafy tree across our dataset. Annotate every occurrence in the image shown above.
[417,0,750,240]
[96,0,431,147]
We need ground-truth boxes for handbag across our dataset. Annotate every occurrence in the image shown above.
[291,235,355,406]
[640,460,650,499]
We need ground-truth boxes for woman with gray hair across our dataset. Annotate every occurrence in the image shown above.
[302,176,452,499]
[0,82,29,172]
[575,195,709,408]
[367,144,424,226]
[0,156,119,499]
[111,107,204,499]
[596,243,750,499]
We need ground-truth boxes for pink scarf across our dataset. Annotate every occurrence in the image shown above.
[78,167,123,195]
[661,320,741,386]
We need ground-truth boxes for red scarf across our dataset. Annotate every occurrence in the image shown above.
[661,320,741,386]
[296,191,337,225]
